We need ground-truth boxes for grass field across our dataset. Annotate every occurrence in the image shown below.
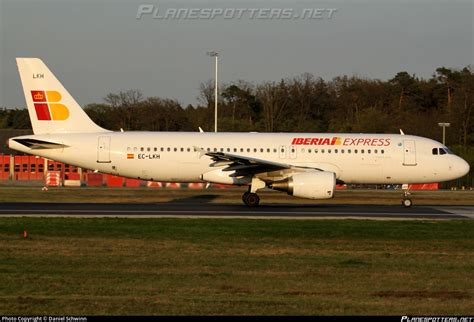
[0,218,473,315]
[0,186,473,205]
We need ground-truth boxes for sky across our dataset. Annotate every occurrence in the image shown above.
[0,0,472,108]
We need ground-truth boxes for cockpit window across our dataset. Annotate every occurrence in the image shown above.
[433,147,454,155]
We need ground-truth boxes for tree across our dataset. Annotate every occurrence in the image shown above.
[390,72,418,111]
[435,67,460,112]
[102,90,144,130]
[257,80,289,132]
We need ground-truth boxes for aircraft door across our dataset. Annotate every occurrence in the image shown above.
[97,136,111,163]
[403,140,417,166]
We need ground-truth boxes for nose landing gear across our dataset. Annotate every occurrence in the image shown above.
[402,187,412,208]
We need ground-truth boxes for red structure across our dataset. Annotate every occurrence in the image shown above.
[86,173,103,187]
[106,175,125,188]
[409,183,439,190]
[0,154,10,180]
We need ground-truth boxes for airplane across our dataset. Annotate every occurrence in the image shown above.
[8,58,470,207]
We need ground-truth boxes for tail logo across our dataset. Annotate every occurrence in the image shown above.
[31,90,69,121]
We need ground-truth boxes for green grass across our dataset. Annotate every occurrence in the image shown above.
[0,186,473,205]
[0,218,473,315]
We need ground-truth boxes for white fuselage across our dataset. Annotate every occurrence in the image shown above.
[9,132,470,185]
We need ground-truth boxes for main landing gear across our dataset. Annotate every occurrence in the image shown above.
[242,177,266,207]
[242,191,260,207]
[402,185,412,208]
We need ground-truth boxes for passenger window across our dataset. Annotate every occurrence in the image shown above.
[267,148,270,153]
[167,147,171,152]
[140,147,144,152]
[354,149,358,154]
[361,149,364,154]
[335,149,338,153]
[341,149,344,154]
[260,148,264,152]
[348,149,351,154]
[127,147,131,152]
[187,148,190,152]
[321,149,325,153]
[374,149,377,154]
[147,147,151,152]
[254,148,257,152]
[247,148,251,152]
[180,148,184,152]
[381,150,384,154]
[174,148,177,152]
[308,149,312,153]
[368,149,371,154]
[134,147,138,152]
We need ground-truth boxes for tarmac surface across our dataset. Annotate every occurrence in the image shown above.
[0,202,473,220]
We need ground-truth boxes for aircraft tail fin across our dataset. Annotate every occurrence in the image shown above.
[16,58,108,134]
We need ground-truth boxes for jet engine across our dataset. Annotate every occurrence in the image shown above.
[269,171,336,199]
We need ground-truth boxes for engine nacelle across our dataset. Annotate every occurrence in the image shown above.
[270,171,336,199]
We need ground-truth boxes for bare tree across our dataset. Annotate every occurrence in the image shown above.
[197,80,215,108]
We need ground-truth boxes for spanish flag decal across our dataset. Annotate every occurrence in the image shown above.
[127,154,134,159]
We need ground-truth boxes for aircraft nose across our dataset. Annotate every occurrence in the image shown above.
[456,157,470,177]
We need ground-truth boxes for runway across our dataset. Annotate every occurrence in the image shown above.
[0,202,473,219]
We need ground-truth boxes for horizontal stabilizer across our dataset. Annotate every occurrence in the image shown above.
[13,138,69,150]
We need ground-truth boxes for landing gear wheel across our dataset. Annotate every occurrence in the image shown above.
[402,198,413,208]
[242,191,250,204]
[243,193,260,207]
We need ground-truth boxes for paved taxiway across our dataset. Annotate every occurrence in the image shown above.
[0,202,473,220]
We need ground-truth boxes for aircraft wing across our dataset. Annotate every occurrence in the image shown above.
[198,148,322,177]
